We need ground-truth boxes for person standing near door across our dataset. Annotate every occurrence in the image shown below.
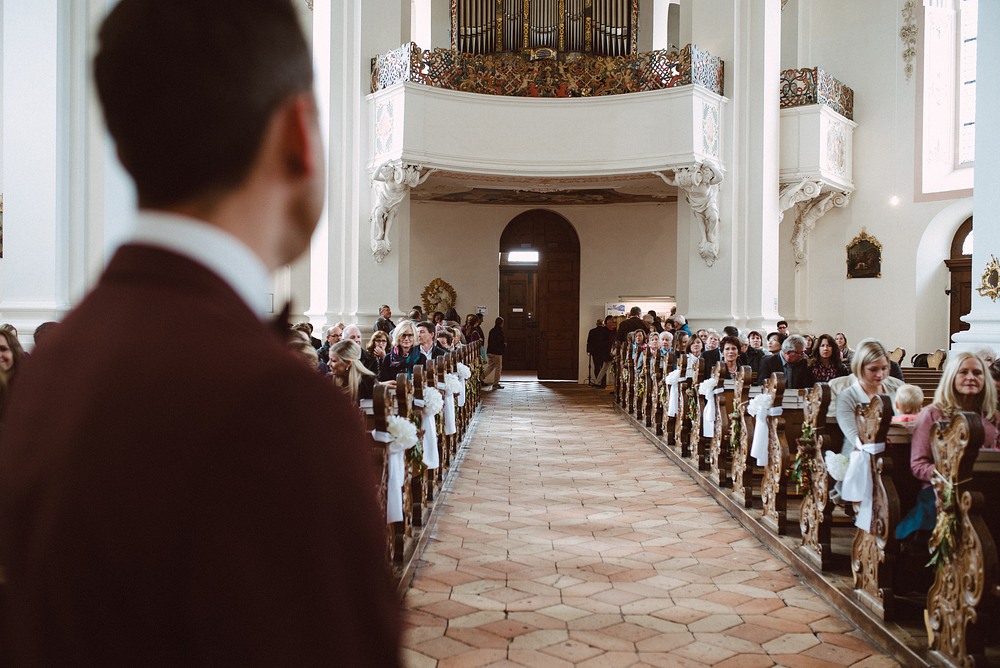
[588,318,612,387]
[485,317,506,390]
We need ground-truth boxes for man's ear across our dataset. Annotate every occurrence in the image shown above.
[281,93,319,178]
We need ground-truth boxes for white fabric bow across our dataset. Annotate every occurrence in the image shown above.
[748,394,781,466]
[437,381,458,435]
[701,387,726,438]
[665,370,682,417]
[841,438,886,532]
[371,429,411,524]
[413,397,440,470]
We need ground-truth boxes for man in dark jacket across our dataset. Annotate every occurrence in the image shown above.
[615,306,648,343]
[485,317,505,390]
[587,318,612,387]
[756,334,814,389]
[0,2,400,664]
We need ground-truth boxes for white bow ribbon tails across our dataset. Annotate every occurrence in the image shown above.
[840,438,886,531]
[413,388,444,470]
[371,428,411,524]
[699,378,725,438]
[438,376,460,436]
[455,363,471,407]
[748,394,782,466]
[665,370,682,417]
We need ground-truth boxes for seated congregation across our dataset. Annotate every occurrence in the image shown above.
[612,308,1000,666]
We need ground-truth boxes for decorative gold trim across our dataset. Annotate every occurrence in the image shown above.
[978,255,1000,302]
[846,227,882,279]
[421,278,458,315]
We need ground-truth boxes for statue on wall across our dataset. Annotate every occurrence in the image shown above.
[791,190,851,267]
[655,163,724,266]
[369,160,436,263]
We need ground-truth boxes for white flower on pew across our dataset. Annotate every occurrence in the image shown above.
[824,451,850,482]
[698,377,718,397]
[444,373,463,395]
[665,369,681,385]
[386,414,419,449]
[456,362,472,381]
[747,393,772,418]
[421,387,444,416]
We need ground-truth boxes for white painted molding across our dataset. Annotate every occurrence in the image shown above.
[655,163,724,267]
[778,178,822,223]
[369,160,436,263]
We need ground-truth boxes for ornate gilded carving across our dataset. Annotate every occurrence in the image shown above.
[370,42,724,97]
[849,395,898,621]
[370,161,436,263]
[760,373,789,535]
[925,413,994,667]
[707,363,732,488]
[421,278,458,315]
[779,67,854,121]
[798,383,834,569]
[900,1,917,81]
[977,255,1000,302]
[675,354,691,454]
[730,366,754,508]
[654,163,724,267]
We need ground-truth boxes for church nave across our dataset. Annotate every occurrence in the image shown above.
[401,383,897,668]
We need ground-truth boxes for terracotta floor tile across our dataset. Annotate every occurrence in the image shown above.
[400,383,897,668]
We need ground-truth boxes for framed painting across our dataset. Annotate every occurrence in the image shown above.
[846,228,881,279]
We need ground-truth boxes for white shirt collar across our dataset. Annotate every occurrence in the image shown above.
[128,210,271,317]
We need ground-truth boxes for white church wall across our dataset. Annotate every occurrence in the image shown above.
[408,201,677,382]
[790,2,960,357]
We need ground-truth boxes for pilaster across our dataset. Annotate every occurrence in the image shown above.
[952,0,1000,352]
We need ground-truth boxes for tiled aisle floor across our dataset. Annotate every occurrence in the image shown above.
[401,382,899,668]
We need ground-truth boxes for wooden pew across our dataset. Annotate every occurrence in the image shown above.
[707,366,735,489]
[636,342,647,422]
[924,412,999,668]
[694,361,721,473]
[643,348,656,429]
[730,365,755,508]
[413,365,440,508]
[759,373,790,534]
[850,395,901,621]
[653,349,665,436]
[666,352,685,448]
[797,383,835,569]
[371,383,394,566]
[680,357,702,459]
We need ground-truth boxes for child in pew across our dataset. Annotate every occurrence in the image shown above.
[890,384,924,424]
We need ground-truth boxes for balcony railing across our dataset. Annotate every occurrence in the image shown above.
[370,43,724,98]
[779,67,854,121]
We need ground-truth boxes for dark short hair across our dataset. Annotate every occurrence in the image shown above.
[776,320,789,328]
[93,0,313,208]
[767,331,788,343]
[416,321,434,334]
[720,335,741,352]
[629,306,642,316]
[723,326,739,337]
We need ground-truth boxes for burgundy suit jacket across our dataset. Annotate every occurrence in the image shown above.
[0,245,401,666]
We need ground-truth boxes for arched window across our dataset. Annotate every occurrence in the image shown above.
[951,216,973,258]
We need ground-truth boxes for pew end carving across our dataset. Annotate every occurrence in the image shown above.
[730,365,755,508]
[850,394,899,621]
[798,382,835,569]
[925,412,998,668]
[760,372,789,535]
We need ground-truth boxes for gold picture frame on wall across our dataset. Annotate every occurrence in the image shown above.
[846,227,882,279]
[978,255,1000,302]
[421,278,457,316]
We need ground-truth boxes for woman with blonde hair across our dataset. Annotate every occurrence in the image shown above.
[378,320,427,381]
[329,340,376,403]
[898,351,1000,542]
[834,338,904,455]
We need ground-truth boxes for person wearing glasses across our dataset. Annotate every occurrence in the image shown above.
[378,320,427,381]
[755,334,814,388]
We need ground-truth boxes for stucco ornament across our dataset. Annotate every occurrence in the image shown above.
[421,277,457,315]
[369,161,436,263]
[789,189,852,267]
[654,163,724,266]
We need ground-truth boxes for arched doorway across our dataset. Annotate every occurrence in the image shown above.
[499,210,580,380]
[946,217,973,340]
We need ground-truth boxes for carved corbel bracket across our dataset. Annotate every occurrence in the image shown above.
[780,180,852,267]
[369,160,436,263]
[655,163,724,267]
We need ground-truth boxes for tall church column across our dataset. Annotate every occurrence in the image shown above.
[677,0,781,332]
[311,0,409,330]
[0,0,66,330]
[952,0,1000,353]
